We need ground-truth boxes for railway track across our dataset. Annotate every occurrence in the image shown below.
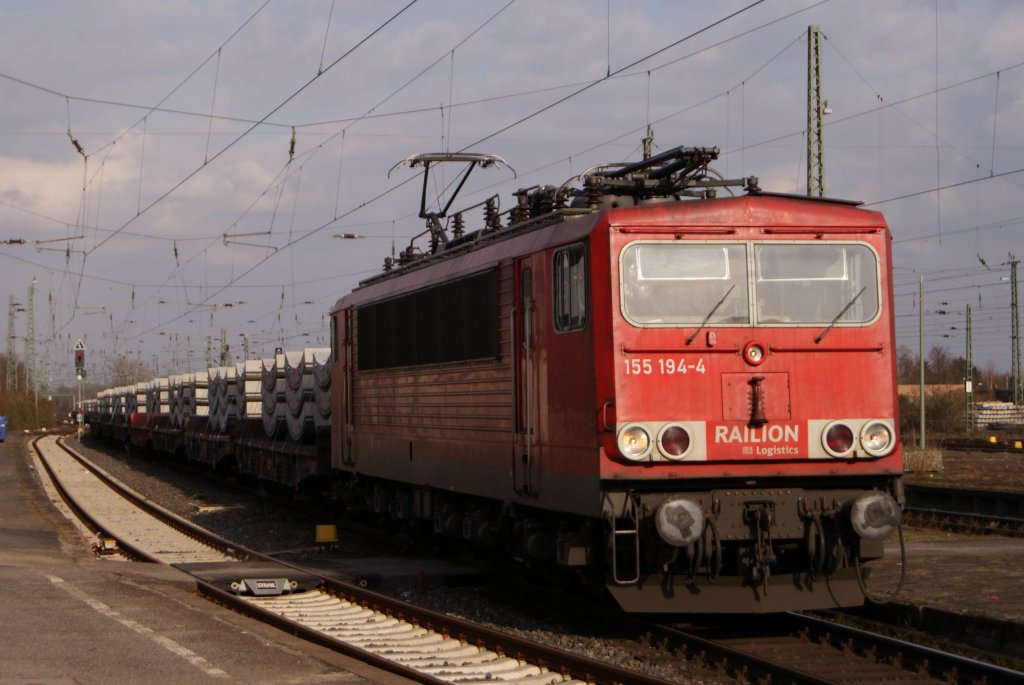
[942,437,1024,453]
[37,433,1024,685]
[905,483,1024,536]
[652,611,1024,685]
[33,433,244,564]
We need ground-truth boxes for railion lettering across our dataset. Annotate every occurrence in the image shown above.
[714,424,800,444]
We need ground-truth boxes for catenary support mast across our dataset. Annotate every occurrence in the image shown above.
[807,25,825,197]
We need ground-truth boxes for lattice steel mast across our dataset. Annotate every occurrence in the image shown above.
[966,304,973,431]
[1011,255,1021,405]
[25,280,35,399]
[6,296,16,390]
[807,25,825,197]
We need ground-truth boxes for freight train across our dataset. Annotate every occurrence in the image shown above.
[82,145,904,613]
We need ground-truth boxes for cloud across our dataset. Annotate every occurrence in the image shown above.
[1,0,1023,379]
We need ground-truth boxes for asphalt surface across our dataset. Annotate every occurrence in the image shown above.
[0,433,414,685]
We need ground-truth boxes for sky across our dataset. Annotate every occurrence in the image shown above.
[1,0,1022,390]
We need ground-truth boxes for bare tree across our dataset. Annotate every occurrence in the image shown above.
[896,345,917,384]
[109,355,152,387]
[926,346,955,383]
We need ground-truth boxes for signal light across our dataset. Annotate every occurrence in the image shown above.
[824,422,854,457]
[659,425,691,459]
[74,349,85,369]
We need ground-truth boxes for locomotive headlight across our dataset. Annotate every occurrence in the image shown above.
[849,491,901,540]
[655,496,705,546]
[617,424,652,461]
[860,421,894,457]
[658,425,691,460]
[822,421,855,457]
[743,341,766,366]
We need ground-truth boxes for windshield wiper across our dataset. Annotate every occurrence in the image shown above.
[814,286,866,343]
[686,284,735,345]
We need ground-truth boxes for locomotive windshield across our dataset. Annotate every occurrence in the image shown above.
[621,243,749,325]
[755,243,878,324]
[620,241,879,326]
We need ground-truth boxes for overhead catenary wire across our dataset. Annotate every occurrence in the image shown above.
[115,0,775,346]
[459,0,768,152]
[4,3,1019,378]
[84,0,421,260]
[49,1,423,347]
[4,0,968,253]
[108,0,516,346]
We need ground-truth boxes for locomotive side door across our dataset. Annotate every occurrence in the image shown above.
[333,307,355,468]
[344,307,357,466]
[514,258,540,496]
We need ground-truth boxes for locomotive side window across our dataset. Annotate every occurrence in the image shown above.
[553,243,588,332]
[356,269,499,370]
[755,243,879,324]
[621,243,749,325]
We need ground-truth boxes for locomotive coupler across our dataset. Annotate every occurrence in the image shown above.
[743,501,776,594]
[798,497,845,576]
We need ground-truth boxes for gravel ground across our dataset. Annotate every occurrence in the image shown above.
[71,434,329,555]
[904,448,1024,492]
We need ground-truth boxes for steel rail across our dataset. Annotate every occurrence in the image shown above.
[794,611,1024,685]
[198,580,688,685]
[50,436,258,561]
[905,483,1024,535]
[941,437,1024,453]
[31,435,149,558]
[621,610,1024,685]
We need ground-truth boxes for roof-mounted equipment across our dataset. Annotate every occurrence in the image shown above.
[389,153,515,254]
[570,146,759,202]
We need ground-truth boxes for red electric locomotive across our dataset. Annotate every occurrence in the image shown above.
[331,145,904,613]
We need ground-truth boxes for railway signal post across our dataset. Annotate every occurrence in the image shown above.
[74,339,85,438]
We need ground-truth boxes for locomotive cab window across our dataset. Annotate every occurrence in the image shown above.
[553,243,588,332]
[755,243,879,324]
[620,240,879,328]
[621,243,750,325]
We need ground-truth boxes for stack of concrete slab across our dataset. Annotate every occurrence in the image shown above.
[206,361,263,433]
[169,373,207,427]
[146,377,170,415]
[168,374,185,427]
[311,348,332,433]
[284,347,330,441]
[237,360,263,422]
[974,401,1024,427]
[96,389,111,417]
[261,350,287,438]
[110,386,128,421]
[181,372,209,421]
[207,365,235,433]
[127,383,143,415]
